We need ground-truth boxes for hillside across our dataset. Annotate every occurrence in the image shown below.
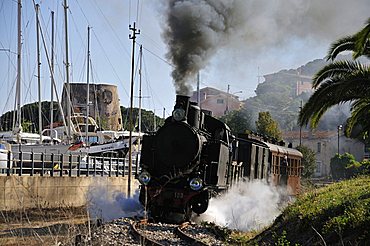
[250,176,370,245]
[244,57,350,131]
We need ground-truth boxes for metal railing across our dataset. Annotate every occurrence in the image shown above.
[0,151,141,177]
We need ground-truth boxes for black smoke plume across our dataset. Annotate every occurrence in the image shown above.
[163,0,237,95]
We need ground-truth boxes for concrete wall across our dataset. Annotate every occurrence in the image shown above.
[0,176,139,211]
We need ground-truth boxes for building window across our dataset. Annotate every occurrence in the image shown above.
[315,161,322,175]
[317,142,321,153]
[216,99,224,104]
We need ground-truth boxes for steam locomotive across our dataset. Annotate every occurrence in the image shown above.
[138,95,302,221]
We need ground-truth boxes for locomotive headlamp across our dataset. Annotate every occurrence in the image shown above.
[189,177,203,191]
[172,108,186,121]
[138,171,151,185]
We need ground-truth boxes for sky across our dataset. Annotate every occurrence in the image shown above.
[0,0,369,119]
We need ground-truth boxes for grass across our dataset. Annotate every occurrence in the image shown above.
[249,176,370,245]
[0,206,91,245]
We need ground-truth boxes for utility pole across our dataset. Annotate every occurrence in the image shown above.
[36,4,42,143]
[128,22,140,197]
[138,45,142,153]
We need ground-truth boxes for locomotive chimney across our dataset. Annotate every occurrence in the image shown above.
[175,95,190,114]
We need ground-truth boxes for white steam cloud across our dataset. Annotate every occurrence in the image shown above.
[87,183,143,222]
[196,180,290,231]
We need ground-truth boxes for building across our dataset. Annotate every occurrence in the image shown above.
[283,130,366,177]
[190,87,242,117]
[61,83,123,131]
[296,81,313,96]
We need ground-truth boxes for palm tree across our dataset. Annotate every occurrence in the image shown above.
[299,18,370,139]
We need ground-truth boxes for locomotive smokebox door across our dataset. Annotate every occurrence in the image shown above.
[155,122,202,171]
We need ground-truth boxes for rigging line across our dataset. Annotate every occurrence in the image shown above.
[74,0,91,26]
[128,0,131,24]
[68,9,87,80]
[1,77,17,116]
[91,29,129,98]
[35,11,70,136]
[142,53,167,113]
[0,43,17,67]
[138,42,174,68]
[91,0,130,58]
[90,59,100,82]
[139,32,163,52]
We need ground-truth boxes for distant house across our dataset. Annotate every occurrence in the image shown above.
[283,130,366,177]
[296,81,313,96]
[190,87,242,117]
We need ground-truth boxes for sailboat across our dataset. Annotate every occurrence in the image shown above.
[3,0,139,159]
[0,1,58,147]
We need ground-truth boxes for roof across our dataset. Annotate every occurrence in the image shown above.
[264,142,303,158]
[283,131,337,140]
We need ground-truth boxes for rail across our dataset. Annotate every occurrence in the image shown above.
[0,151,141,177]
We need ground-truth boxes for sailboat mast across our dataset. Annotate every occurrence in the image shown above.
[85,26,91,144]
[50,11,55,144]
[36,4,42,143]
[15,0,22,143]
[63,0,71,144]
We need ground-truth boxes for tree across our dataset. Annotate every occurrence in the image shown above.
[255,111,282,140]
[299,18,370,140]
[120,106,165,132]
[296,145,316,178]
[0,101,60,132]
[330,153,359,180]
[218,109,253,134]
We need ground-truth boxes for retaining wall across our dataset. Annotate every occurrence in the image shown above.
[0,176,139,210]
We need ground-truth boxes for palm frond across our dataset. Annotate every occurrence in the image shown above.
[326,36,356,61]
[354,18,370,59]
[299,68,370,128]
[346,99,370,136]
[312,60,365,89]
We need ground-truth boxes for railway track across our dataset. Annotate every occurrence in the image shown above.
[130,219,223,246]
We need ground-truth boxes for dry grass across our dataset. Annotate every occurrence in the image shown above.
[0,206,91,245]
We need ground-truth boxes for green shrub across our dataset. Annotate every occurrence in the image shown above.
[330,153,367,180]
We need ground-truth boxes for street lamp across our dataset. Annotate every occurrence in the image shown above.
[337,125,342,154]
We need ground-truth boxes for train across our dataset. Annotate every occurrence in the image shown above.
[138,95,303,221]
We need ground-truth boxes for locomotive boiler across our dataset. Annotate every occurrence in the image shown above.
[138,95,233,220]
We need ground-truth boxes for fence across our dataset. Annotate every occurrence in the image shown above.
[0,151,141,177]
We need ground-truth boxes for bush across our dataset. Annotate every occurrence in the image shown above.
[330,153,369,180]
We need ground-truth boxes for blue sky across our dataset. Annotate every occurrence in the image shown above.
[0,0,369,119]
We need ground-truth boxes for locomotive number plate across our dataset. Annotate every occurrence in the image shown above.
[174,192,184,199]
